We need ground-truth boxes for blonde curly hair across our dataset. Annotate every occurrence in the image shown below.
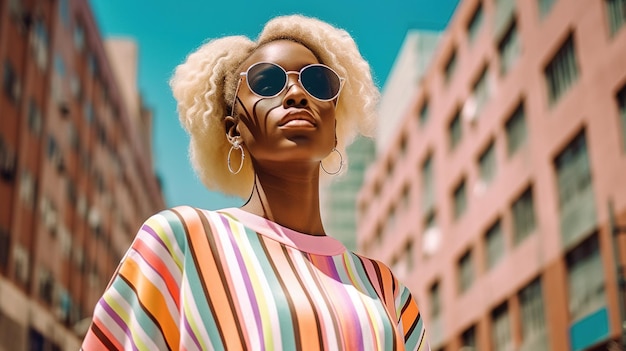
[170,15,379,199]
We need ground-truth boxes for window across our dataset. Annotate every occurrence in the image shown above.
[618,85,626,151]
[419,99,429,125]
[461,325,477,349]
[0,136,17,181]
[444,50,457,84]
[606,0,626,35]
[423,211,440,258]
[567,234,605,321]
[467,3,484,43]
[38,268,54,304]
[59,0,70,26]
[491,303,512,350]
[485,220,505,269]
[3,60,20,103]
[519,278,548,348]
[472,66,490,114]
[386,205,396,233]
[19,170,36,209]
[479,140,497,184]
[399,135,408,157]
[73,21,85,52]
[422,154,435,212]
[498,21,521,74]
[46,135,59,163]
[545,34,578,105]
[87,53,99,77]
[13,244,29,286]
[27,98,43,136]
[401,183,411,210]
[70,73,82,101]
[505,103,527,155]
[555,131,591,208]
[458,249,474,293]
[449,110,462,150]
[538,0,556,18]
[391,240,413,279]
[8,0,22,19]
[84,101,94,123]
[555,131,596,245]
[425,211,437,229]
[430,281,441,318]
[32,19,50,70]
[513,186,536,244]
[453,179,467,219]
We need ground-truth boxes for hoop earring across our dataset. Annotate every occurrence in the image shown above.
[228,141,245,175]
[320,148,343,175]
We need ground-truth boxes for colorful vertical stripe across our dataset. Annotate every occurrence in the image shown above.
[81,206,429,350]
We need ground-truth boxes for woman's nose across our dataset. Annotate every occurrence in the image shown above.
[283,74,308,107]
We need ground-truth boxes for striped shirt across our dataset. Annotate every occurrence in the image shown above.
[81,206,429,350]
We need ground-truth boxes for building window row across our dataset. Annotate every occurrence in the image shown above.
[456,184,537,292]
[448,231,604,349]
[437,276,549,351]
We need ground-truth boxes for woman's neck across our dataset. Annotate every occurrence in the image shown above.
[240,162,326,236]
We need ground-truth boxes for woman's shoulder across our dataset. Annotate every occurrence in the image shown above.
[138,206,225,249]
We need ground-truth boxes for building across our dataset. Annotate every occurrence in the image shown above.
[0,0,166,349]
[376,30,442,152]
[321,30,441,251]
[321,136,376,250]
[357,0,626,350]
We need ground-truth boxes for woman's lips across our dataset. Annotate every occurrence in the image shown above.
[279,110,317,129]
[280,119,316,128]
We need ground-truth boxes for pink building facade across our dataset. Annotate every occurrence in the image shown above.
[357,0,626,350]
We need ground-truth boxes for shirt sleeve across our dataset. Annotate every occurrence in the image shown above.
[81,210,186,350]
[395,279,430,351]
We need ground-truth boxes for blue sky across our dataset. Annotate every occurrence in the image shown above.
[89,0,459,210]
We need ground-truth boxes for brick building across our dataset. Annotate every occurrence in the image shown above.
[357,0,626,350]
[0,0,165,349]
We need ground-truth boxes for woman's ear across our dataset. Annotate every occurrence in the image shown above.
[224,115,240,143]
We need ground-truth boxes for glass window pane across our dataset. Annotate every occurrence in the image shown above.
[485,220,505,268]
[513,187,536,244]
[544,35,578,104]
[453,179,467,219]
[468,3,484,43]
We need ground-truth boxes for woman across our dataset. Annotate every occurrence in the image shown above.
[82,15,429,351]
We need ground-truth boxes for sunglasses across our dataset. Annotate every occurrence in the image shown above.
[239,62,344,102]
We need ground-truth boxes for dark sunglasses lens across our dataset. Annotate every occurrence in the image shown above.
[247,63,286,97]
[300,65,341,100]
